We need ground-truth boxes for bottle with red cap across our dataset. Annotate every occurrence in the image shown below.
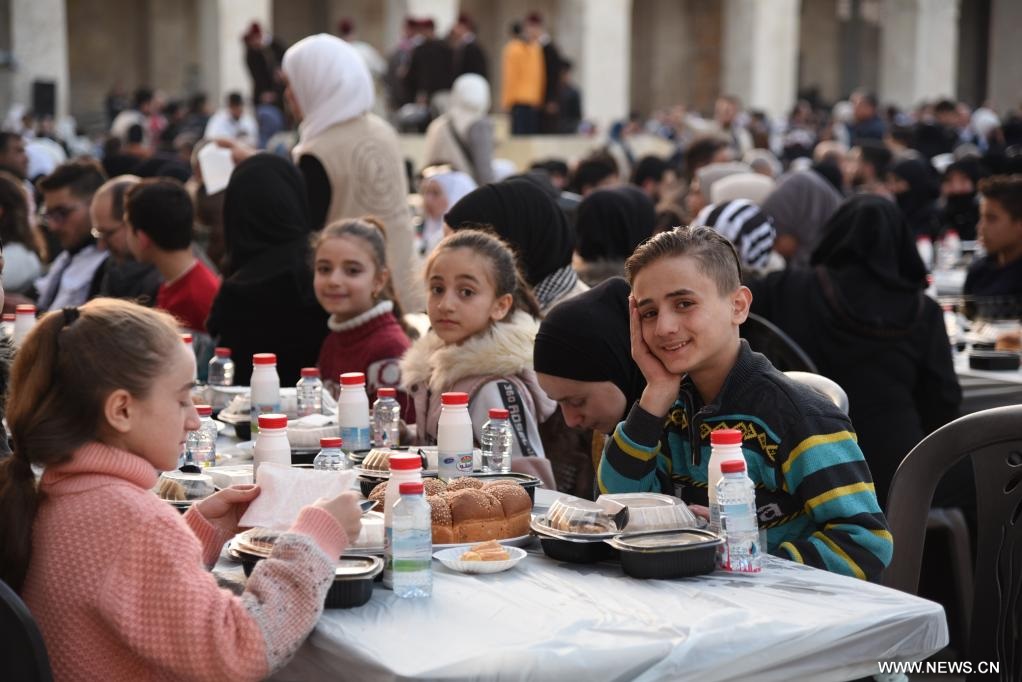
[391,480,432,598]
[296,367,323,417]
[383,453,423,588]
[207,348,235,411]
[184,405,218,468]
[13,304,36,346]
[313,436,348,471]
[716,459,762,573]
[437,392,473,481]
[480,408,513,473]
[250,353,281,435]
[253,413,290,474]
[372,387,401,447]
[707,429,746,535]
[338,372,371,451]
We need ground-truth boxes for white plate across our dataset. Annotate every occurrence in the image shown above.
[433,534,533,550]
[433,546,527,574]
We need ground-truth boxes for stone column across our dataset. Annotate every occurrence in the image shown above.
[404,0,458,37]
[561,0,632,136]
[11,0,70,119]
[879,0,959,109]
[987,0,1022,113]
[199,0,273,109]
[721,0,801,122]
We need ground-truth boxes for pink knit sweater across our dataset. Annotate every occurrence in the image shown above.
[21,442,349,681]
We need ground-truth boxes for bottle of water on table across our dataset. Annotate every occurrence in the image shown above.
[296,367,323,417]
[716,460,762,573]
[372,387,401,447]
[207,347,235,411]
[313,437,349,471]
[392,481,432,598]
[480,408,513,473]
[185,405,218,468]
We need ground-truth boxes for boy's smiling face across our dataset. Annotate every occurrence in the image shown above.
[632,254,750,380]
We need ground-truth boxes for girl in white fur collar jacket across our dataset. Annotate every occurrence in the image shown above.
[400,230,556,466]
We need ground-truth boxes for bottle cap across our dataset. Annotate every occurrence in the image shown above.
[340,372,366,386]
[377,387,397,398]
[214,347,232,358]
[720,460,747,474]
[195,405,212,417]
[15,304,35,314]
[320,437,343,448]
[257,413,288,429]
[389,453,422,471]
[441,392,469,406]
[181,333,193,344]
[488,408,510,419]
[253,353,277,366]
[300,367,321,378]
[2,313,14,321]
[710,429,742,446]
[399,481,424,495]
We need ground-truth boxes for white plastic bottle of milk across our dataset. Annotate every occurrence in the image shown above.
[437,392,474,482]
[250,353,281,435]
[382,453,423,588]
[253,413,290,475]
[338,372,372,451]
[707,429,746,534]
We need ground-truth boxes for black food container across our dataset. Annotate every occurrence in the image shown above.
[538,534,619,563]
[605,529,723,579]
[969,350,1021,371]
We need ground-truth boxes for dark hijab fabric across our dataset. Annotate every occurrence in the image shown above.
[534,277,645,416]
[761,169,843,266]
[444,177,574,286]
[222,154,312,275]
[575,186,654,261]
[889,157,941,239]
[810,194,928,330]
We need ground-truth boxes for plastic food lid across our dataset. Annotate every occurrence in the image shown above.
[257,413,288,429]
[340,372,366,386]
[399,481,424,494]
[253,353,277,365]
[15,304,35,313]
[389,453,421,470]
[441,392,469,406]
[320,437,343,448]
[710,429,742,446]
[377,387,397,398]
[300,367,320,378]
[488,408,509,419]
[195,404,212,417]
[214,347,231,357]
[720,460,747,473]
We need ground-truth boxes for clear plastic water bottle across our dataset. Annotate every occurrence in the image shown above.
[313,437,349,471]
[207,347,235,407]
[372,387,401,447]
[937,229,961,270]
[716,460,761,573]
[391,481,432,598]
[480,408,513,473]
[185,405,218,468]
[296,367,323,417]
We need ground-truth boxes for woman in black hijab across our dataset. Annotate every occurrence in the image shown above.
[574,186,654,286]
[886,157,942,240]
[444,177,585,313]
[207,155,328,385]
[747,195,961,508]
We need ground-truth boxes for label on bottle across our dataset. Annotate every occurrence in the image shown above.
[341,426,371,451]
[383,526,394,587]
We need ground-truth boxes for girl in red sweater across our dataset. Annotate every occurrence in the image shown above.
[313,217,415,421]
[0,299,364,681]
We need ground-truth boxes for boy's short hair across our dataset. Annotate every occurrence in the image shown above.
[125,178,194,251]
[625,226,742,296]
[978,174,1022,221]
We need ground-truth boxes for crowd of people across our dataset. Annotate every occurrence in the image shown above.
[0,12,1019,680]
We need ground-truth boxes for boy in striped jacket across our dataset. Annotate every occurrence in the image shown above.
[599,227,892,581]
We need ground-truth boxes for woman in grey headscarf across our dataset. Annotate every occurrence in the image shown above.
[761,169,843,266]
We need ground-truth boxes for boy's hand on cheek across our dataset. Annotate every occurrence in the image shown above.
[629,296,682,416]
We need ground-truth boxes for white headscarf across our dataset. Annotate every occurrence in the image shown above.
[282,34,374,141]
[447,74,490,138]
[420,170,477,254]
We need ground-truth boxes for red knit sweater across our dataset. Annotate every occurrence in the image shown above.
[317,305,415,422]
[22,442,348,681]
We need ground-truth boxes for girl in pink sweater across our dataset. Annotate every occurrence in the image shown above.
[0,299,363,682]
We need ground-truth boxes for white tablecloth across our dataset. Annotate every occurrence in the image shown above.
[216,544,946,682]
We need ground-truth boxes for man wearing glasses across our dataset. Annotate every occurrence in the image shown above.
[34,159,108,311]
[90,175,161,304]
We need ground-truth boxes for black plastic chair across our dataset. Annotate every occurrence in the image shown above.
[0,578,53,682]
[740,313,818,373]
[884,405,1022,680]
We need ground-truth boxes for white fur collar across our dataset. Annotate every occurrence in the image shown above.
[327,300,393,332]
[400,310,540,392]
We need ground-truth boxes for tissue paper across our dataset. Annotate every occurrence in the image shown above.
[239,463,355,530]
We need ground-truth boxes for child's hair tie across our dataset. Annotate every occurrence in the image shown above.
[61,306,80,327]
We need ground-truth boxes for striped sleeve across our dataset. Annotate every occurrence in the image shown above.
[597,402,668,494]
[775,424,893,581]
